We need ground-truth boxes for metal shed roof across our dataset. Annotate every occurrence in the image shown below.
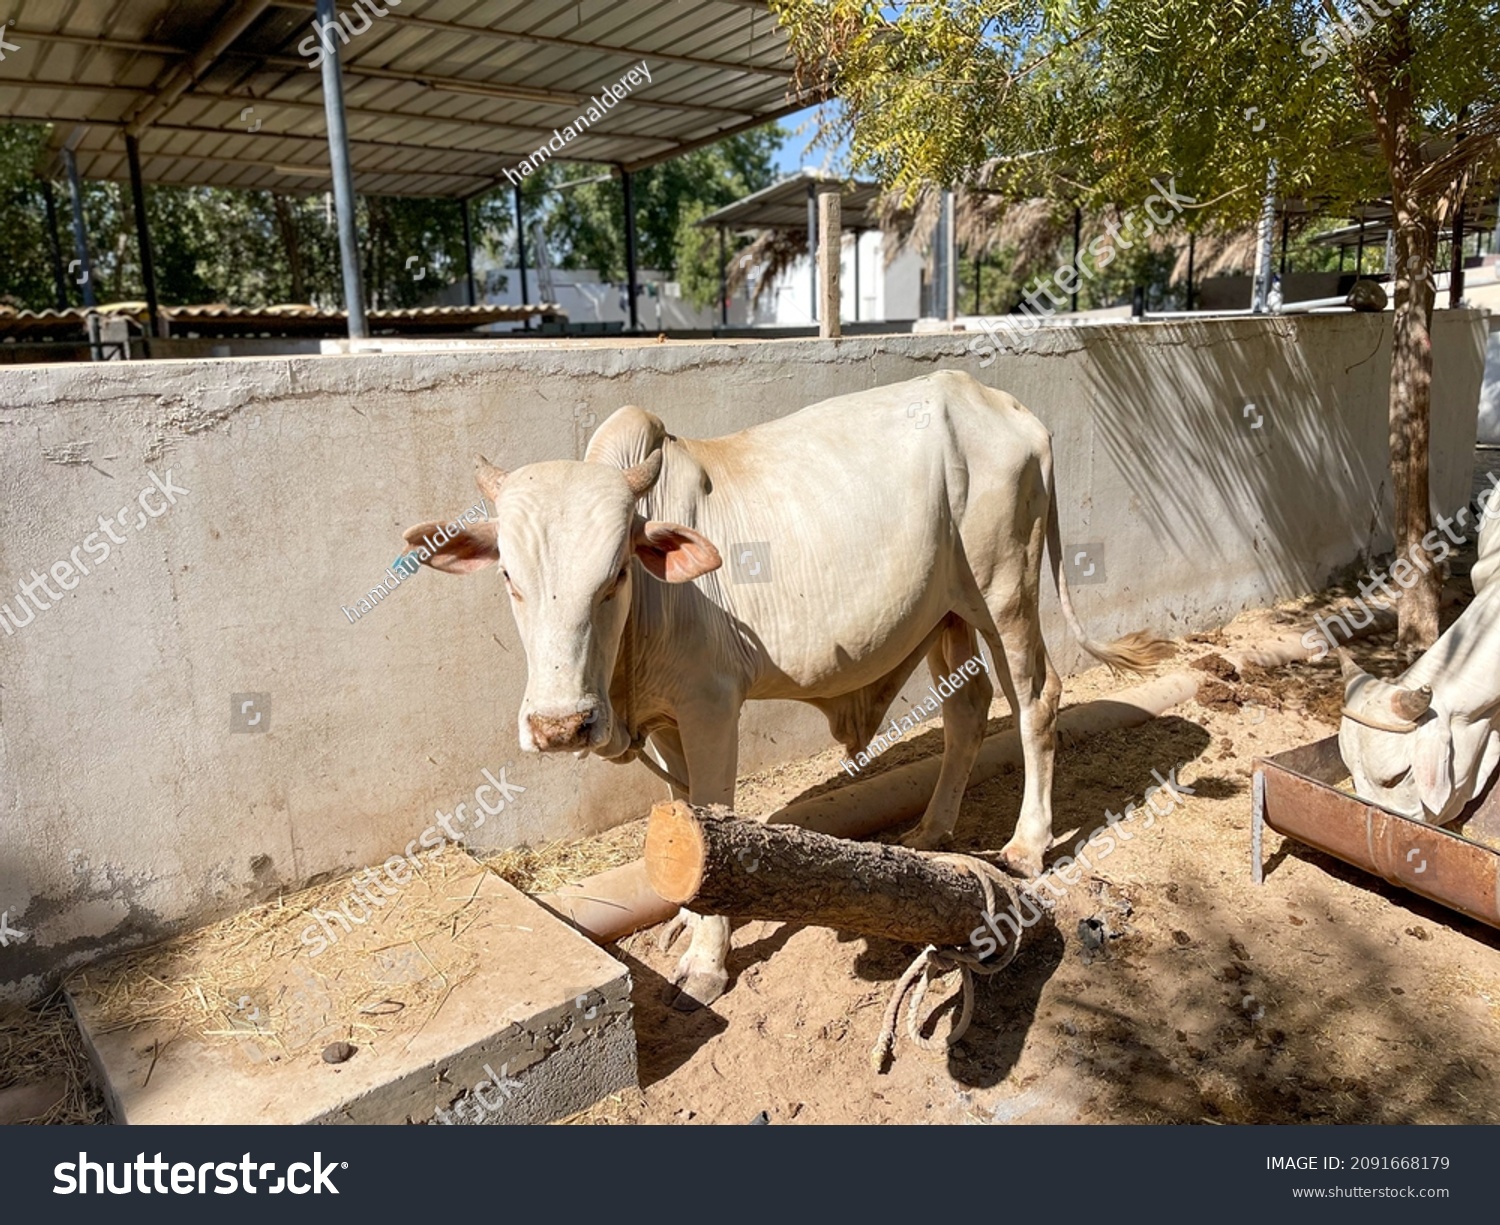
[0,0,803,198]
[698,169,883,231]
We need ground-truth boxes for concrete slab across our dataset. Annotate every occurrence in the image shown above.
[66,856,635,1125]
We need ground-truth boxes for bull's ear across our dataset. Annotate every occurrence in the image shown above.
[403,521,499,575]
[1412,708,1455,818]
[633,519,720,583]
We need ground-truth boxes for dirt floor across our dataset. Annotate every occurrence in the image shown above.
[558,524,1500,1126]
[8,455,1500,1127]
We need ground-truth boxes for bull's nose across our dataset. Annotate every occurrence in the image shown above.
[527,709,598,752]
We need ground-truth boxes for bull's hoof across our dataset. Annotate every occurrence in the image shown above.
[899,824,950,852]
[664,965,729,1011]
[997,841,1044,879]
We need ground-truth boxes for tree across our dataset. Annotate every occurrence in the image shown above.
[775,0,1500,653]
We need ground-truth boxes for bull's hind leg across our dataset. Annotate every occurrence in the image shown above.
[984,603,1063,878]
[900,616,994,850]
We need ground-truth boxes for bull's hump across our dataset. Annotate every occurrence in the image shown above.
[586,404,668,469]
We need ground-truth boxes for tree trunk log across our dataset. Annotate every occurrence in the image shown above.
[1389,192,1441,656]
[644,800,1016,947]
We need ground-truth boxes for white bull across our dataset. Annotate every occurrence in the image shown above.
[1339,513,1500,824]
[405,371,1171,1007]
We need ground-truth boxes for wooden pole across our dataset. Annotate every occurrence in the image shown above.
[645,801,1015,947]
[817,184,842,338]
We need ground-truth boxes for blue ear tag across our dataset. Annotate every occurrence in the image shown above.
[393,552,423,578]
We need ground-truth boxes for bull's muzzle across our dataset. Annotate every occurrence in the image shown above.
[527,708,600,752]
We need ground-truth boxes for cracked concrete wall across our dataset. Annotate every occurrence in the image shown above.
[0,316,1485,1002]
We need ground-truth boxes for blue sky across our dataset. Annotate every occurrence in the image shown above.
[772,104,849,175]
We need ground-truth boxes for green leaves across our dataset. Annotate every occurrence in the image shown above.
[774,0,1500,231]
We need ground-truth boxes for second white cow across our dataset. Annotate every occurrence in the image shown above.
[1339,511,1500,825]
[405,371,1172,1007]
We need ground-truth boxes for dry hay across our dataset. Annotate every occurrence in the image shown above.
[68,844,493,1064]
[0,995,106,1125]
[482,819,646,895]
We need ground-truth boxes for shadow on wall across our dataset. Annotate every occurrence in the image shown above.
[1084,314,1481,603]
[1092,317,1380,599]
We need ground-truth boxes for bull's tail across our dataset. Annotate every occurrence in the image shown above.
[1043,462,1176,674]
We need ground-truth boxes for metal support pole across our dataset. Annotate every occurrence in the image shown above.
[1071,206,1082,311]
[1355,221,1366,276]
[1279,211,1289,274]
[1185,233,1195,311]
[1252,162,1277,313]
[62,145,100,360]
[41,179,68,310]
[125,134,160,339]
[317,0,367,339]
[61,147,96,309]
[853,230,863,322]
[806,183,818,321]
[513,184,530,328]
[973,252,980,315]
[621,169,639,332]
[718,224,728,327]
[1450,192,1466,308]
[460,196,477,307]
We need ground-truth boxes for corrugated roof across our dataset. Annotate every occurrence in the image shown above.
[0,301,562,339]
[698,169,883,231]
[0,0,803,197]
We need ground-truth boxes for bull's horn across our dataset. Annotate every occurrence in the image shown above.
[475,455,507,502]
[622,450,662,499]
[1390,684,1433,722]
[1334,647,1365,685]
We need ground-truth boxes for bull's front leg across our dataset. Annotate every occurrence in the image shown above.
[664,700,741,1011]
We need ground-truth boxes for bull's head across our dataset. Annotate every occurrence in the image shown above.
[404,450,720,755]
[1336,648,1453,822]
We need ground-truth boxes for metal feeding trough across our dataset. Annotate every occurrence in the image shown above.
[1252,737,1500,930]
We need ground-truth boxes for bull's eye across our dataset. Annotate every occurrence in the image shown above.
[1377,766,1411,789]
[604,565,629,600]
[501,570,522,601]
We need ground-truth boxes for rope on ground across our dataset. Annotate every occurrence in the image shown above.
[871,854,1022,1073]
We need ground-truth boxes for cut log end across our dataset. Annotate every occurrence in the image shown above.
[644,799,708,904]
[645,800,1017,949]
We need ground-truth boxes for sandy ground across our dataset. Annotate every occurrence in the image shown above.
[565,548,1500,1125]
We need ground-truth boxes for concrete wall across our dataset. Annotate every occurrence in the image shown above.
[0,312,1485,1001]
